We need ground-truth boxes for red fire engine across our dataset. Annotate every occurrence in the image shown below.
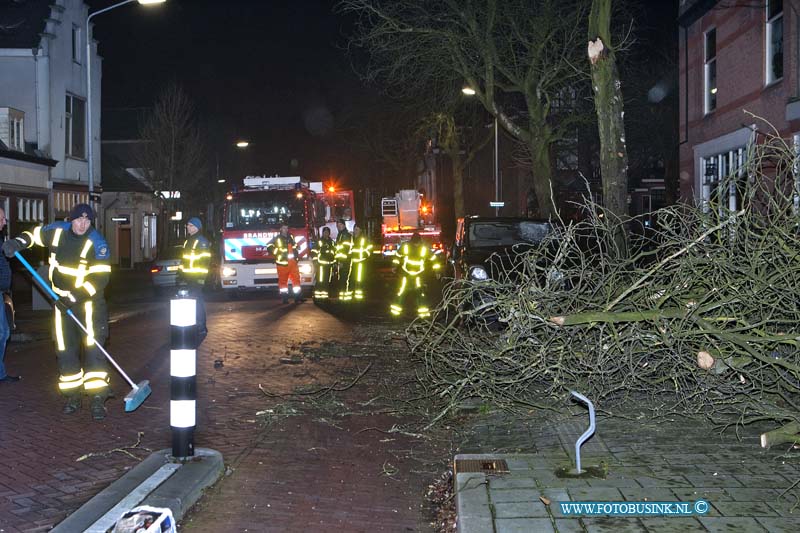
[219,176,355,293]
[380,189,443,256]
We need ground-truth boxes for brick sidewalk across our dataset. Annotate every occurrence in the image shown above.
[0,293,443,532]
[455,409,800,532]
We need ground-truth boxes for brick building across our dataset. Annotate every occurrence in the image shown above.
[679,0,799,205]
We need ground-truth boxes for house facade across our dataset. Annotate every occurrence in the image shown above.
[0,0,101,224]
[679,0,800,205]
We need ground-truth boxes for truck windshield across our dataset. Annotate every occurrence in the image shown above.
[225,191,306,230]
[468,221,552,248]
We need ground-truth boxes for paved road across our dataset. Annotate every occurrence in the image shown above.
[0,280,443,532]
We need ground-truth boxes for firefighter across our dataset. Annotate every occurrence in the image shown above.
[311,226,336,300]
[179,217,211,342]
[268,223,302,303]
[389,231,441,319]
[348,224,373,301]
[2,204,112,420]
[333,218,352,300]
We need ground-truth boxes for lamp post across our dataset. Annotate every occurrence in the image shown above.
[462,87,501,215]
[86,0,166,203]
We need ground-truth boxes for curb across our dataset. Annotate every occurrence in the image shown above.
[52,448,224,533]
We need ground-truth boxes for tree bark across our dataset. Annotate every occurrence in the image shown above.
[530,139,556,219]
[760,421,800,448]
[589,0,629,222]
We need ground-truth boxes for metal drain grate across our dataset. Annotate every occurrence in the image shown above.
[454,458,510,475]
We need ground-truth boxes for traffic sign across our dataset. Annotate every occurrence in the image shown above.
[489,201,505,207]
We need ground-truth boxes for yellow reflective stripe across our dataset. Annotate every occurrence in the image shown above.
[83,371,108,381]
[60,370,84,382]
[59,380,84,391]
[55,309,65,351]
[88,265,111,273]
[85,301,94,346]
[390,304,402,315]
[52,227,62,247]
[30,227,44,247]
[83,281,96,296]
[397,276,407,296]
[80,239,93,259]
[415,277,421,288]
[84,379,108,390]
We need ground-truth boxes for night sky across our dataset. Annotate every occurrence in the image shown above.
[89,0,679,190]
[90,0,359,184]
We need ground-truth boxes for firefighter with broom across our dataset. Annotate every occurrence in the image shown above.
[3,204,114,420]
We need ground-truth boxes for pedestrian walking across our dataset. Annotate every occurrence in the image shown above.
[311,226,335,300]
[333,219,352,300]
[2,204,112,419]
[348,224,373,301]
[268,223,302,303]
[179,217,211,341]
[389,232,441,319]
[0,207,19,384]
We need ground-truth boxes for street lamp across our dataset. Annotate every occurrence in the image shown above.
[86,0,166,203]
[235,140,250,148]
[462,87,500,215]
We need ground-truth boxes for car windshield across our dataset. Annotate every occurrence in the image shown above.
[225,191,306,229]
[468,221,552,248]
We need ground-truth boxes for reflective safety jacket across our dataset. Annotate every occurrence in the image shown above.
[311,236,336,265]
[350,236,373,263]
[181,233,212,284]
[334,229,352,261]
[267,234,297,265]
[393,241,441,276]
[17,221,111,303]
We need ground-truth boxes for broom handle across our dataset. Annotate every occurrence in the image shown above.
[14,251,138,389]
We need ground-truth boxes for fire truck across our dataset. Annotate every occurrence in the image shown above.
[380,189,443,256]
[219,176,355,293]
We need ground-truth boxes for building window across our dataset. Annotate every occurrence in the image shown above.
[72,25,81,64]
[766,0,784,85]
[701,148,746,215]
[9,117,23,151]
[65,94,86,159]
[704,28,717,114]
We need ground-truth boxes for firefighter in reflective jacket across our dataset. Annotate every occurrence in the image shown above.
[389,232,441,318]
[2,204,112,420]
[311,227,336,300]
[179,217,211,341]
[268,223,302,303]
[348,224,373,301]
[333,219,352,300]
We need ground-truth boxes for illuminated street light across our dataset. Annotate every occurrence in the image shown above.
[463,87,500,215]
[235,141,250,148]
[217,179,226,183]
[86,0,166,203]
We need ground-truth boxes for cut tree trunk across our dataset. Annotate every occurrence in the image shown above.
[760,421,800,449]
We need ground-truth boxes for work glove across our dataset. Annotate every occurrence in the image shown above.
[2,238,24,258]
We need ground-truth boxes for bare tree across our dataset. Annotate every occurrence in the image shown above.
[417,107,493,220]
[136,82,208,252]
[339,0,590,218]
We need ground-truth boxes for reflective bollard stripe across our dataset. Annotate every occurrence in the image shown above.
[170,292,197,458]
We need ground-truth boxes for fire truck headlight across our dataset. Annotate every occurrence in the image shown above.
[222,266,237,278]
[299,262,314,276]
[469,266,489,281]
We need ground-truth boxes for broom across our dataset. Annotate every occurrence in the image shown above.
[14,252,151,411]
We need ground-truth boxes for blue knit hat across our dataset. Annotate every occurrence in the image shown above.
[187,217,202,230]
[69,203,94,222]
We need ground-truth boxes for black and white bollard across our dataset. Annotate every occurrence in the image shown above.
[170,289,197,458]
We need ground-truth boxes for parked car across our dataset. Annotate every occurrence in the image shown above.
[448,216,555,325]
[149,245,184,290]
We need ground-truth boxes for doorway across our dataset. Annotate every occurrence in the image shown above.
[118,227,132,268]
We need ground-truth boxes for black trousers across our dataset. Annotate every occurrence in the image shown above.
[55,298,109,397]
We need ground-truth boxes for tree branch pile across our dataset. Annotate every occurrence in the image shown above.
[409,123,800,440]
